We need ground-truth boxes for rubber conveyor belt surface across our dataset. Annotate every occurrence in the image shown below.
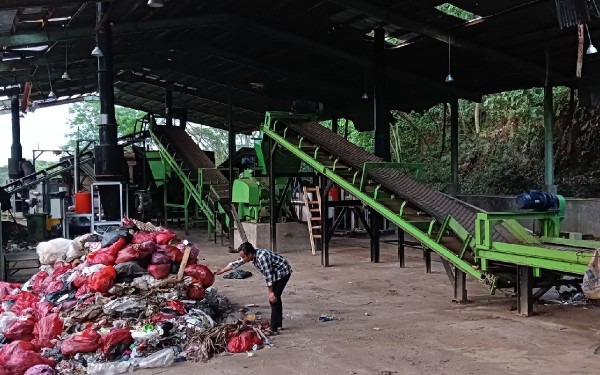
[289,122,518,244]
[154,126,229,187]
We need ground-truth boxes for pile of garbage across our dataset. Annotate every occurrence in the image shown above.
[0,218,269,375]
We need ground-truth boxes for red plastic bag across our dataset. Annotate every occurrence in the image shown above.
[32,313,62,348]
[155,231,176,245]
[166,300,186,315]
[151,252,171,265]
[72,274,87,288]
[150,313,176,324]
[87,237,127,266]
[131,232,155,244]
[4,316,36,342]
[115,244,152,264]
[0,282,20,301]
[184,264,214,288]
[100,329,133,357]
[75,283,90,298]
[34,302,54,320]
[30,272,49,294]
[186,285,206,300]
[0,341,55,375]
[8,292,40,315]
[159,245,183,262]
[43,279,64,295]
[226,331,263,353]
[89,266,116,294]
[60,329,101,357]
[147,264,170,280]
[52,262,72,278]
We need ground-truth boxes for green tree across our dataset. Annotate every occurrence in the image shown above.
[186,123,256,166]
[62,101,145,151]
[0,165,7,186]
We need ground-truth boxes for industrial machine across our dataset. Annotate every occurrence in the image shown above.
[231,170,292,223]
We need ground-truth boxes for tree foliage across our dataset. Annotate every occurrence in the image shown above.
[62,101,145,151]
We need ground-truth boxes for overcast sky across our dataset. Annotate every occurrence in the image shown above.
[0,105,71,166]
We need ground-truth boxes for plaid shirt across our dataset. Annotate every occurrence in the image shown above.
[229,249,292,286]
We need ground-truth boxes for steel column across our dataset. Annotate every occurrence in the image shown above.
[269,138,277,251]
[450,99,460,195]
[321,179,332,267]
[332,116,338,135]
[453,268,468,303]
[517,265,533,316]
[544,85,556,193]
[373,27,389,161]
[398,228,405,267]
[424,249,432,273]
[8,96,23,179]
[165,89,173,126]
[228,100,235,251]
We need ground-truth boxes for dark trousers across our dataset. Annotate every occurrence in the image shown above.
[270,274,290,331]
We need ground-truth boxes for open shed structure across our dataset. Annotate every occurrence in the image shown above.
[2,1,600,317]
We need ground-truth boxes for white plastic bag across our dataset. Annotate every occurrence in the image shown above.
[582,249,600,299]
[138,348,175,369]
[87,360,133,375]
[36,238,72,265]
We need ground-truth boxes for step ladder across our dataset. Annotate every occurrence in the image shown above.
[303,186,322,255]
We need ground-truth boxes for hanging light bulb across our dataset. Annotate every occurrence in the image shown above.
[46,64,56,100]
[361,75,369,100]
[91,45,103,57]
[62,44,71,80]
[147,0,164,7]
[445,36,454,83]
[585,24,598,55]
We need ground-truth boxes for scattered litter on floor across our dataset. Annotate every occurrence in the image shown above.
[318,314,335,322]
[223,270,253,280]
[0,218,273,375]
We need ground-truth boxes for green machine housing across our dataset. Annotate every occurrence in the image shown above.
[231,135,300,222]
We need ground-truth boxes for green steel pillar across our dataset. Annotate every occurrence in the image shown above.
[544,85,556,194]
[450,99,460,195]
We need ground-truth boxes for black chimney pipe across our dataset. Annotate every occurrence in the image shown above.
[8,96,23,179]
[93,1,126,220]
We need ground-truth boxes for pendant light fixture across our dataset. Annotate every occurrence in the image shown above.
[445,36,454,83]
[147,0,164,7]
[46,64,56,100]
[61,44,71,80]
[585,24,598,55]
[361,75,369,100]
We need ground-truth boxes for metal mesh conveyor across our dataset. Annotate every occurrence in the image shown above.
[153,126,228,187]
[289,121,517,244]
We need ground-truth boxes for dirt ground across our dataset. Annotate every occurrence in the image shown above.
[134,230,600,375]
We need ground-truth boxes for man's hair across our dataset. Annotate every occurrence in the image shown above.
[238,242,256,255]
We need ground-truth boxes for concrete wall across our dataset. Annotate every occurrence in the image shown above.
[457,194,600,237]
[233,221,311,252]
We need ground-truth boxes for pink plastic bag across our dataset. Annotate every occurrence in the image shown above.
[115,244,152,264]
[4,316,36,342]
[147,264,170,280]
[0,341,55,375]
[131,232,155,244]
[30,272,49,294]
[60,329,101,357]
[155,231,176,245]
[32,313,62,348]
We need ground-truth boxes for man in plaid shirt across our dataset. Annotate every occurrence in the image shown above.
[215,242,292,334]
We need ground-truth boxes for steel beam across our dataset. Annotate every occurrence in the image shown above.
[517,265,533,316]
[330,0,566,82]
[0,0,97,9]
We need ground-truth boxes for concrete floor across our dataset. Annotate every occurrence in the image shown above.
[135,229,600,375]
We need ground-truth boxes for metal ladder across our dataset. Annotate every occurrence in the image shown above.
[303,186,322,255]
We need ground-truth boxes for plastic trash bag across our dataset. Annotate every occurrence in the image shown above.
[139,347,175,368]
[24,364,58,375]
[186,285,206,300]
[176,243,200,262]
[150,252,171,265]
[100,227,131,248]
[147,264,171,280]
[6,291,40,315]
[114,262,147,280]
[36,238,71,265]
[0,282,20,301]
[131,232,155,244]
[184,264,214,288]
[87,360,133,375]
[115,244,153,264]
[0,341,55,375]
[32,313,62,348]
[159,245,183,262]
[30,272,50,294]
[100,328,133,357]
[226,331,263,353]
[223,269,253,279]
[60,329,101,357]
[87,237,127,266]
[4,315,36,342]
[155,231,176,245]
[89,266,117,294]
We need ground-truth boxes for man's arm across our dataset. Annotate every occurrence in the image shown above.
[214,258,244,275]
